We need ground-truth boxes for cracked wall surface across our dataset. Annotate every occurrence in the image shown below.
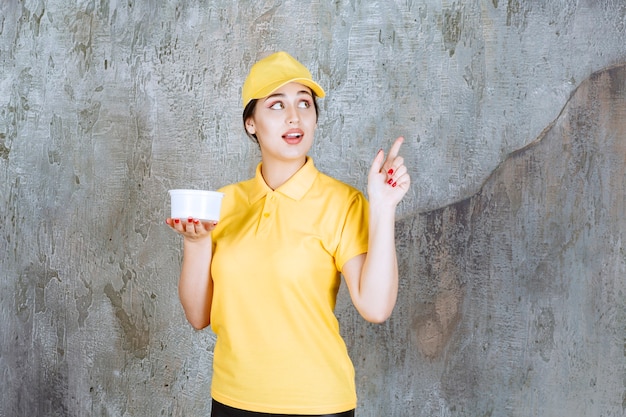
[1,1,625,416]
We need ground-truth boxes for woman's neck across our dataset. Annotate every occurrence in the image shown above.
[260,157,307,190]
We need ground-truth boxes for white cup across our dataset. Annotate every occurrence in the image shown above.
[169,189,224,221]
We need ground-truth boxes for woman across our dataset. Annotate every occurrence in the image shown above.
[166,51,410,417]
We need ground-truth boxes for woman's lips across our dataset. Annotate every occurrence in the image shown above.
[282,129,304,144]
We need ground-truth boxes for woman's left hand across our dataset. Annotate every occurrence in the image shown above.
[367,136,411,208]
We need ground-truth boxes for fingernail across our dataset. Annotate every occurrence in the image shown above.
[387,179,393,184]
[194,220,199,224]
[174,219,180,224]
[187,217,193,223]
[388,169,394,175]
[392,182,397,187]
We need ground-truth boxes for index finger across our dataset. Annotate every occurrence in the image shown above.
[385,136,405,161]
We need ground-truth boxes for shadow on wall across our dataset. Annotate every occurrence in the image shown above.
[350,64,626,415]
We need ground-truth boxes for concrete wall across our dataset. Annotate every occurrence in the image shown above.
[1,1,625,416]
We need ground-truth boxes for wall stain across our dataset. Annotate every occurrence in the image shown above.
[531,306,555,362]
[15,256,60,321]
[442,4,462,57]
[78,101,101,133]
[505,0,530,29]
[409,202,470,360]
[103,268,150,359]
[76,277,93,328]
[0,133,9,159]
[68,11,94,75]
[412,276,462,360]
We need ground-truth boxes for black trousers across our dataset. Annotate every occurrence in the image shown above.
[210,399,355,417]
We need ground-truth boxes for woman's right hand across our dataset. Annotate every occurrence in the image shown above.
[165,218,218,241]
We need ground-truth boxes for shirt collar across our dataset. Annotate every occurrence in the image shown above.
[249,157,319,204]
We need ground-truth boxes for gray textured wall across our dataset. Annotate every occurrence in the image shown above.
[1,1,625,416]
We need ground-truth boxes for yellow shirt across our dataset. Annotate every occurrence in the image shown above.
[210,158,369,414]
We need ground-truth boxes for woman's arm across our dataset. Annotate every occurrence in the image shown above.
[343,137,410,323]
[166,218,217,329]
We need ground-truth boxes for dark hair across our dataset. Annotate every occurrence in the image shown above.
[242,94,320,144]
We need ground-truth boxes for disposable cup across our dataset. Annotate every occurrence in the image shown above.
[168,189,224,221]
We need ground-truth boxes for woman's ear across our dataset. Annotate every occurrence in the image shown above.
[245,119,256,135]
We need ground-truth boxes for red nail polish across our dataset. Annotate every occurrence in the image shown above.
[392,182,397,187]
[387,179,393,184]
[188,217,193,223]
[388,168,394,175]
[194,220,199,224]
[174,219,180,224]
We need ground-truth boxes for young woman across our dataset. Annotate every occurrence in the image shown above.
[166,51,410,417]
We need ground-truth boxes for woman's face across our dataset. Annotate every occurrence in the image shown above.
[245,82,317,165]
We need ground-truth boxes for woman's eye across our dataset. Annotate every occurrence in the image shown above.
[269,102,284,110]
[298,100,311,109]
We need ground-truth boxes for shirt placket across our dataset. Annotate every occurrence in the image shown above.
[257,191,277,235]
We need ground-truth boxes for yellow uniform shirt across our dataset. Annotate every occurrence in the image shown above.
[210,158,369,414]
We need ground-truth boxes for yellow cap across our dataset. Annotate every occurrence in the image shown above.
[242,51,325,108]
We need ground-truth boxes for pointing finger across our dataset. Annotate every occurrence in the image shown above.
[385,136,405,163]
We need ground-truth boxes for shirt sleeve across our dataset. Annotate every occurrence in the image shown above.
[335,191,369,271]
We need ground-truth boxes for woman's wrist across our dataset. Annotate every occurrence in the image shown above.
[183,234,213,248]
[368,200,398,218]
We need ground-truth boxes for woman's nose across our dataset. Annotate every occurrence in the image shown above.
[286,106,299,124]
